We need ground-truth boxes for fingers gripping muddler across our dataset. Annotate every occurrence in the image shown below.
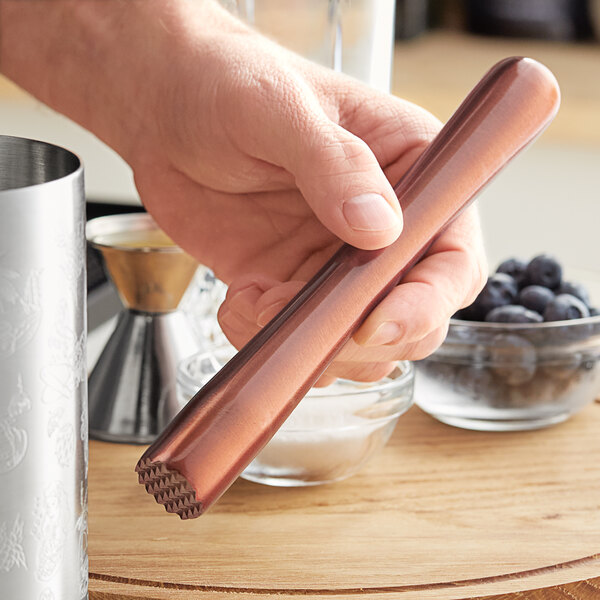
[136,57,560,518]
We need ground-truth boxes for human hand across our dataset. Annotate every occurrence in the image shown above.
[0,0,487,383]
[124,2,487,383]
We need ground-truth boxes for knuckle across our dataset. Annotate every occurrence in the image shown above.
[314,136,373,175]
[412,283,445,334]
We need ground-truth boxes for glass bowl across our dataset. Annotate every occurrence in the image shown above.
[177,344,414,487]
[415,316,600,431]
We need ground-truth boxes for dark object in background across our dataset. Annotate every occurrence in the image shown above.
[591,0,600,39]
[87,242,109,293]
[466,0,594,41]
[396,0,430,39]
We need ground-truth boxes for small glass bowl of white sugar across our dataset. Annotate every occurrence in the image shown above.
[177,343,414,487]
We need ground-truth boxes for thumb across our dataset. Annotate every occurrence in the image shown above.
[290,120,403,250]
[234,51,403,249]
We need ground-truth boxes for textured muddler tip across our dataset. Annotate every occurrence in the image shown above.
[135,457,203,519]
[135,57,560,518]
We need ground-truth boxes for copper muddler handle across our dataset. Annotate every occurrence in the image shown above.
[136,57,560,518]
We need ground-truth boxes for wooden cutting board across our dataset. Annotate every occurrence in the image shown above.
[88,403,600,600]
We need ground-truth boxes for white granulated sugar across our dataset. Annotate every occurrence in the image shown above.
[251,383,387,478]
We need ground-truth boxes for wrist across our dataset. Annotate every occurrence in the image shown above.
[0,0,243,165]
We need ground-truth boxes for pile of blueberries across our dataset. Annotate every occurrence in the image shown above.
[417,254,600,411]
[454,254,598,323]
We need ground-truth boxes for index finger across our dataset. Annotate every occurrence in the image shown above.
[353,205,487,349]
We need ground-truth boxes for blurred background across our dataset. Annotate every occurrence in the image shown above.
[1,0,598,338]
[391,0,600,288]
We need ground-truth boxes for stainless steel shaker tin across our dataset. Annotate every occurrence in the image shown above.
[0,136,87,599]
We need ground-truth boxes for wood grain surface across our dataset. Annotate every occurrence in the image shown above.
[89,401,600,599]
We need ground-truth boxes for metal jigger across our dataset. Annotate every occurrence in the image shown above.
[87,213,202,443]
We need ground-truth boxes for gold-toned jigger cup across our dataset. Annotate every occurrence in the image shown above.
[86,213,202,443]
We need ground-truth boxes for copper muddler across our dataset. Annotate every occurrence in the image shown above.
[136,57,560,518]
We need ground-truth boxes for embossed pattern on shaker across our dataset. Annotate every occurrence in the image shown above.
[41,299,86,469]
[31,482,69,583]
[0,265,42,359]
[0,137,87,599]
[0,374,32,474]
[55,223,86,290]
[0,514,27,572]
[39,587,56,600]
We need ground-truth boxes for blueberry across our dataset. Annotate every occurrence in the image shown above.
[490,333,537,385]
[452,305,478,321]
[543,294,590,321]
[525,254,562,289]
[541,353,581,380]
[556,281,590,306]
[507,373,555,407]
[581,356,598,371]
[518,285,555,314]
[496,258,528,288]
[544,297,593,344]
[454,366,496,399]
[485,304,543,323]
[470,273,518,320]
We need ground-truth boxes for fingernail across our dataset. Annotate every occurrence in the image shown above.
[228,283,262,317]
[229,282,261,301]
[219,308,245,332]
[363,322,404,347]
[256,300,288,327]
[343,193,401,232]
